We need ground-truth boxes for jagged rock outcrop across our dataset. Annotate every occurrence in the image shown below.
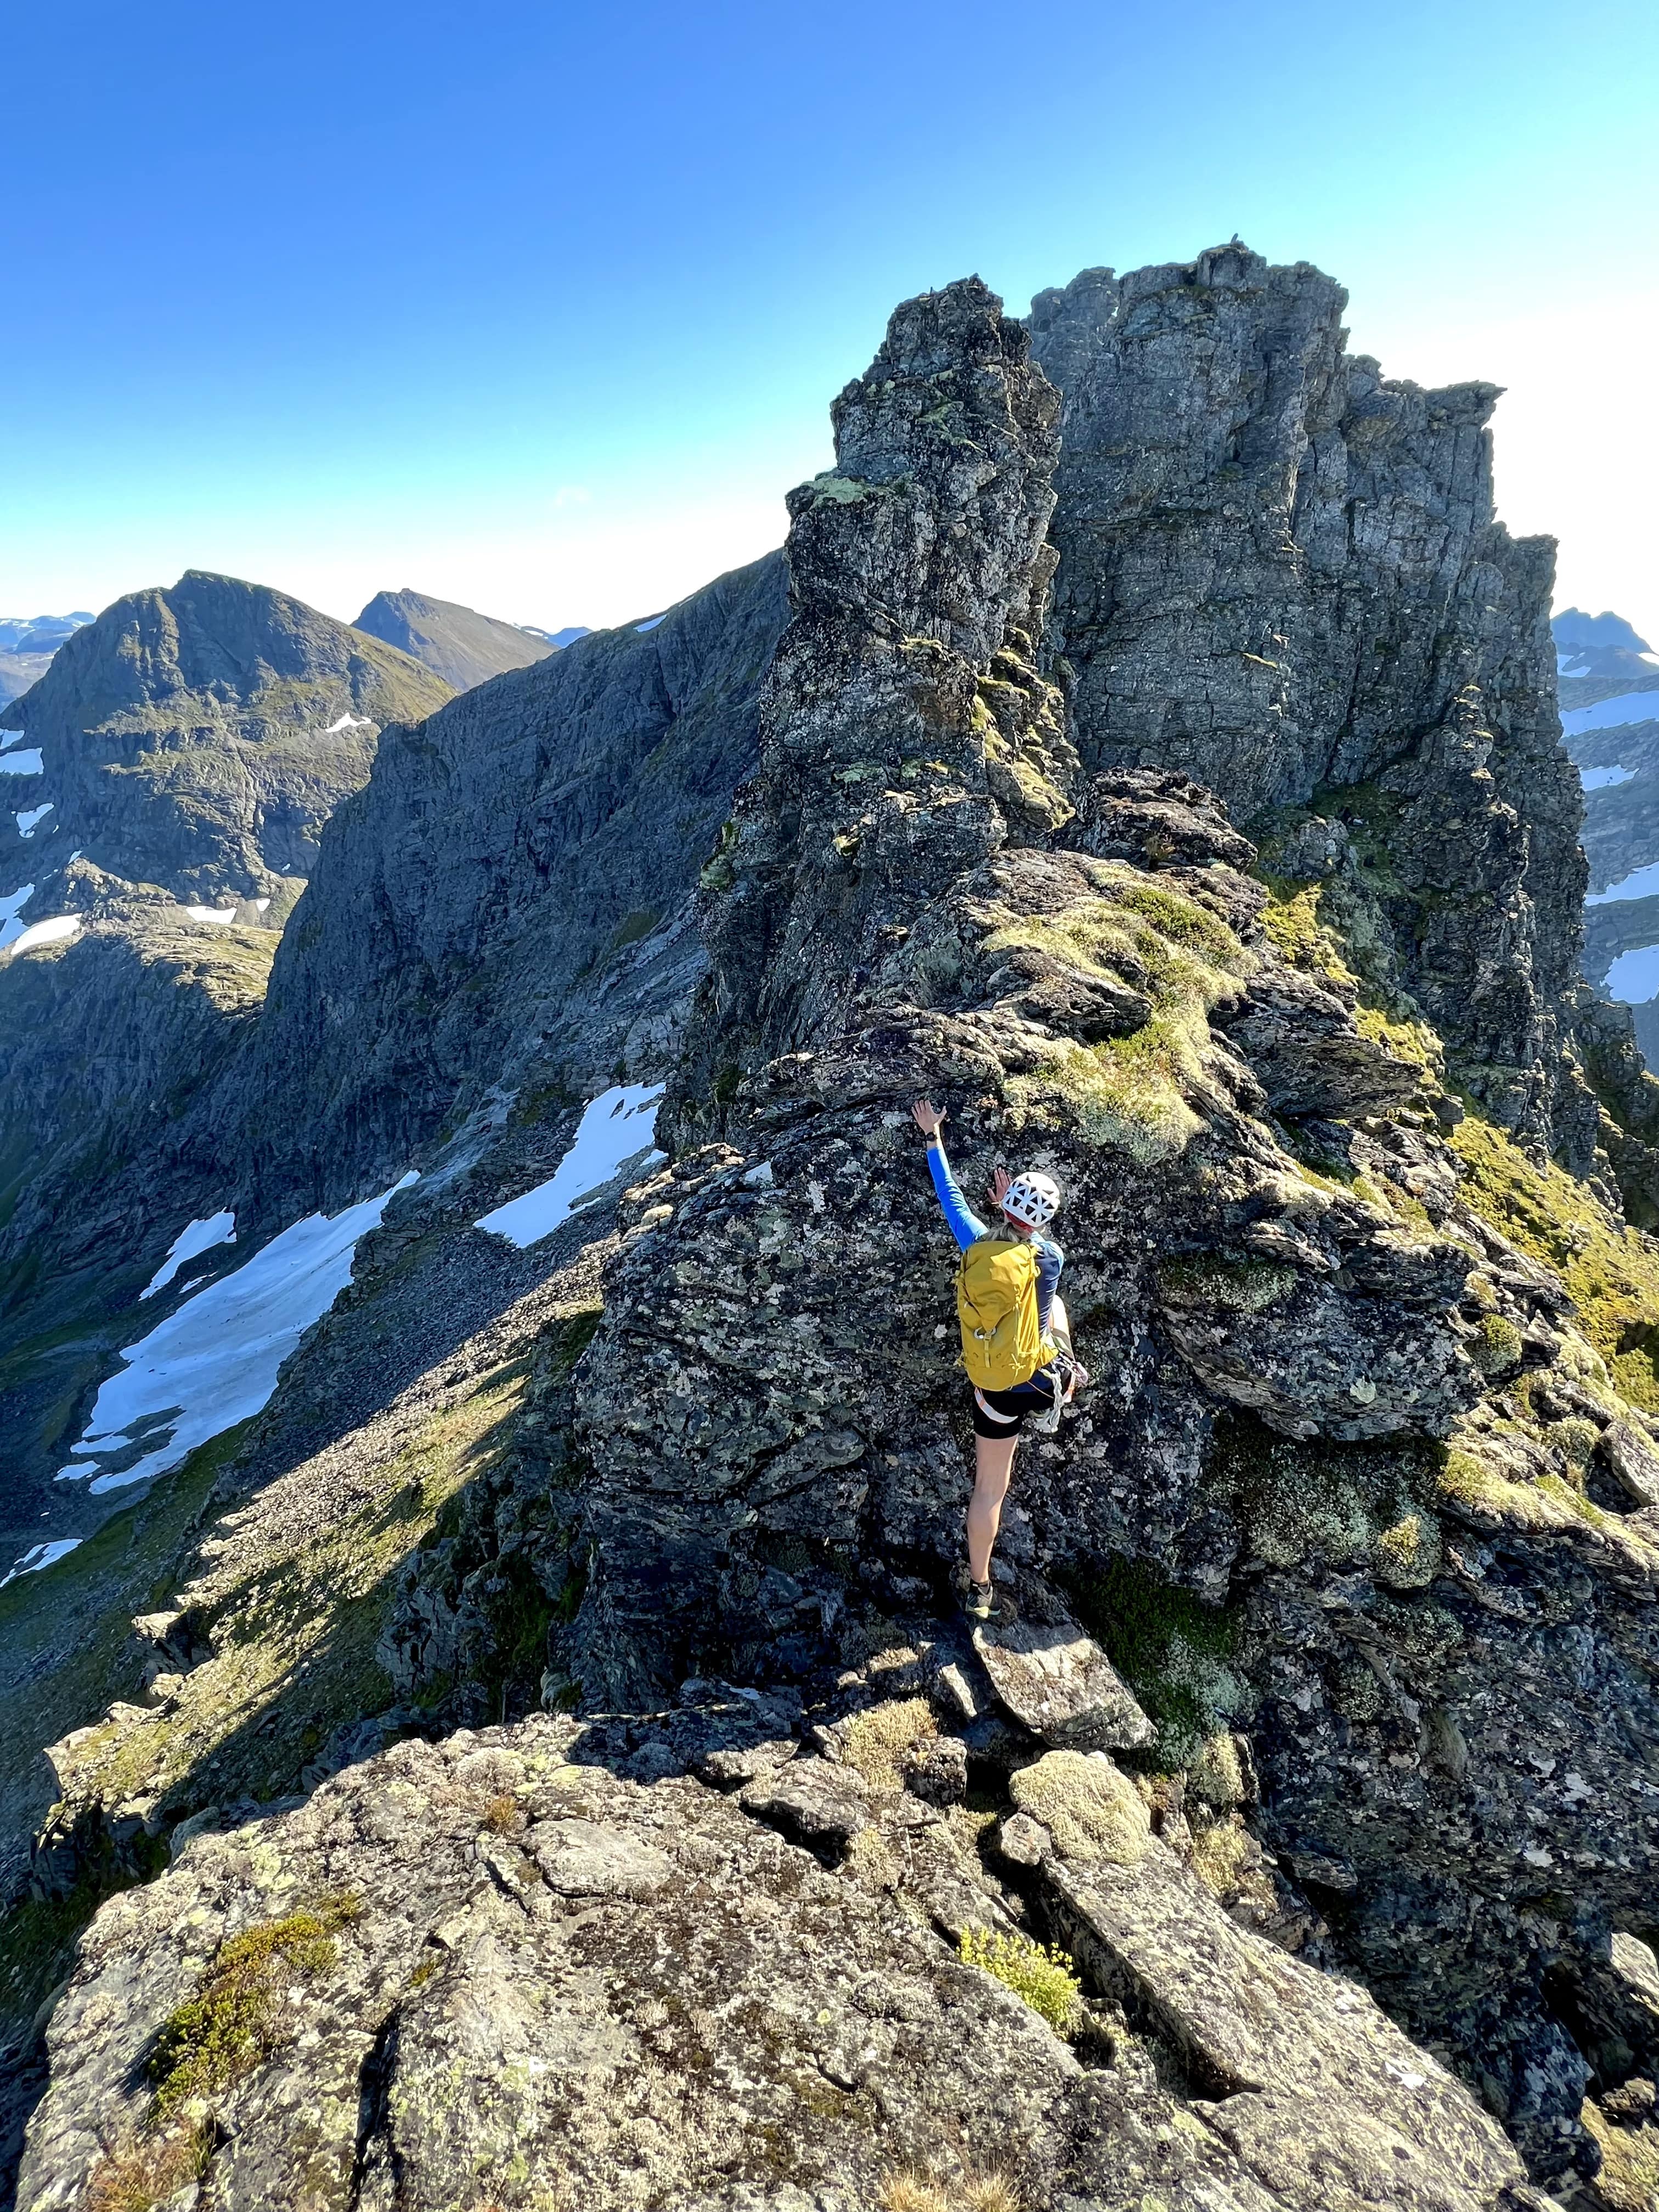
[563,276,1659,2183]
[353,586,556,693]
[1028,246,1590,1169]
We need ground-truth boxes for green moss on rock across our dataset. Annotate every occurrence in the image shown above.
[1451,1111,1659,1410]
[150,1892,359,2114]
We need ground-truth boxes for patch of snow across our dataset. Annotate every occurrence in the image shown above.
[635,614,667,633]
[0,731,19,751]
[1605,944,1659,1004]
[1589,862,1659,907]
[1562,690,1659,738]
[1580,764,1636,792]
[475,1085,664,1250]
[253,896,270,911]
[0,1537,82,1589]
[182,904,238,924]
[3,915,79,956]
[324,712,373,733]
[15,803,52,836]
[58,1171,418,1494]
[140,1210,238,1300]
[0,882,35,948]
[0,748,43,775]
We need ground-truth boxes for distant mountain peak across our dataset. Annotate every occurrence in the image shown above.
[1554,607,1654,655]
[353,588,563,693]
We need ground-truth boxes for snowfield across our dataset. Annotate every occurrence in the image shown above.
[0,1537,83,1589]
[59,1172,418,1494]
[140,1210,238,1300]
[2,915,80,956]
[475,1084,664,1249]
[1562,691,1659,738]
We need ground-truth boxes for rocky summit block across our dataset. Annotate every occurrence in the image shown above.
[16,1716,1543,2212]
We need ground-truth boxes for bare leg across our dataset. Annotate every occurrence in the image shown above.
[968,1431,1019,1584]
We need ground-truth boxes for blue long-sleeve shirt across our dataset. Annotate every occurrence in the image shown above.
[926,1137,1063,1341]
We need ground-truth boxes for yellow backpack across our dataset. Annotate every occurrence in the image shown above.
[956,1233,1045,1391]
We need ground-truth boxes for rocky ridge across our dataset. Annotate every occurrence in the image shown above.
[556,279,1659,2186]
[10,252,1659,2209]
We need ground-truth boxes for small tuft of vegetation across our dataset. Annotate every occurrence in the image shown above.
[83,2123,211,2212]
[1007,1752,1152,1870]
[843,1826,900,1890]
[482,1792,520,1834]
[1063,1551,1242,1766]
[149,1893,359,2115]
[1205,1413,1444,1599]
[958,1924,1081,2038]
[878,2169,1021,2212]
[1157,1254,1297,1315]
[1470,1311,1523,1375]
[840,1697,936,1793]
[989,857,1251,1163]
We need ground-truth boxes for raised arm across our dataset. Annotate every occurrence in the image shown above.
[912,1099,984,1252]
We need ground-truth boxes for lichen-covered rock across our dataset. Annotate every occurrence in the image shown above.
[15,1716,1542,2212]
[972,1619,1153,1751]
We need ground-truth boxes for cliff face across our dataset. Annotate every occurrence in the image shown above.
[1029,247,1588,1165]
[212,551,787,1227]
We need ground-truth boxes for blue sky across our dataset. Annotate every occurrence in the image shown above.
[5,0,1657,637]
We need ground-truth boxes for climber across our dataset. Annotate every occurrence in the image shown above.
[911,1098,1085,1623]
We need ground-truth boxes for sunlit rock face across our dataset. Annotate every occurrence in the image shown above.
[1030,244,1590,1165]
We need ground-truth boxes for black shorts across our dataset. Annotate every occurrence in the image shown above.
[970,1373,1057,1440]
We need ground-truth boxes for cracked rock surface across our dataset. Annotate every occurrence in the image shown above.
[16,1705,1544,2212]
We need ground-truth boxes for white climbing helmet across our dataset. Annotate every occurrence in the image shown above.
[1002,1171,1061,1229]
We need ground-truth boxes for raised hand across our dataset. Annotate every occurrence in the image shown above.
[911,1098,945,1138]
[988,1164,1012,1210]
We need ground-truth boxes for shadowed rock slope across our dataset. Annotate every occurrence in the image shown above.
[210,551,787,1226]
[353,586,557,693]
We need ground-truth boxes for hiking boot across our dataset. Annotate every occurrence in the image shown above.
[962,1578,1002,1623]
